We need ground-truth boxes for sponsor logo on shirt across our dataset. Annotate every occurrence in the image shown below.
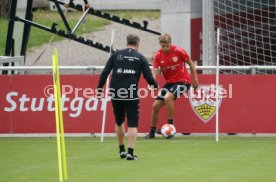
[117,54,139,61]
[117,54,124,61]
[116,68,136,74]
[123,69,136,74]
[124,56,139,61]
[116,68,123,74]
[160,63,181,71]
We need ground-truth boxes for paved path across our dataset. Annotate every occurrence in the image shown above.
[25,18,160,74]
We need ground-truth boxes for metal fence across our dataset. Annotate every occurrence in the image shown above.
[1,66,276,74]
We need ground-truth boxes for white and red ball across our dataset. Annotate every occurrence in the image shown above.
[161,124,176,139]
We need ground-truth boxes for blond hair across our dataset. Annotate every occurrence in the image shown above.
[159,33,171,44]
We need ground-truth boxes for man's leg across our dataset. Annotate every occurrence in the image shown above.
[115,124,125,146]
[164,92,175,124]
[115,124,127,158]
[151,100,165,127]
[127,127,137,155]
[145,100,165,138]
[163,83,190,125]
[111,100,126,158]
[125,100,139,160]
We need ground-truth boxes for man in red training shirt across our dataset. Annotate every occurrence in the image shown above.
[145,34,199,139]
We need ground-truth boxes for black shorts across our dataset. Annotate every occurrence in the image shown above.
[111,99,139,128]
[156,82,191,101]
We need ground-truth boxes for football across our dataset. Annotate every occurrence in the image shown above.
[161,124,176,139]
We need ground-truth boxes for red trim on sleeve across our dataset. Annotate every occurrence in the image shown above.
[176,46,190,62]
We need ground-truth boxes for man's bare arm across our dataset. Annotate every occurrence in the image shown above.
[152,68,158,80]
[187,59,199,89]
[147,68,158,91]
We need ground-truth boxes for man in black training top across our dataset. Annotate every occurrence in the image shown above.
[96,34,158,160]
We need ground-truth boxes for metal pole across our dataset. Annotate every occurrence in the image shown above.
[71,7,91,34]
[100,29,115,142]
[215,28,220,142]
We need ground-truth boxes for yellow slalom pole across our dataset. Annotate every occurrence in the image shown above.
[54,48,68,180]
[52,48,68,181]
[52,54,63,182]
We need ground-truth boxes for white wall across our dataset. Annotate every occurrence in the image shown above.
[161,0,202,55]
[32,0,50,8]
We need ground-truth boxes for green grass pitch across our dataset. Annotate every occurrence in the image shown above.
[0,136,275,182]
